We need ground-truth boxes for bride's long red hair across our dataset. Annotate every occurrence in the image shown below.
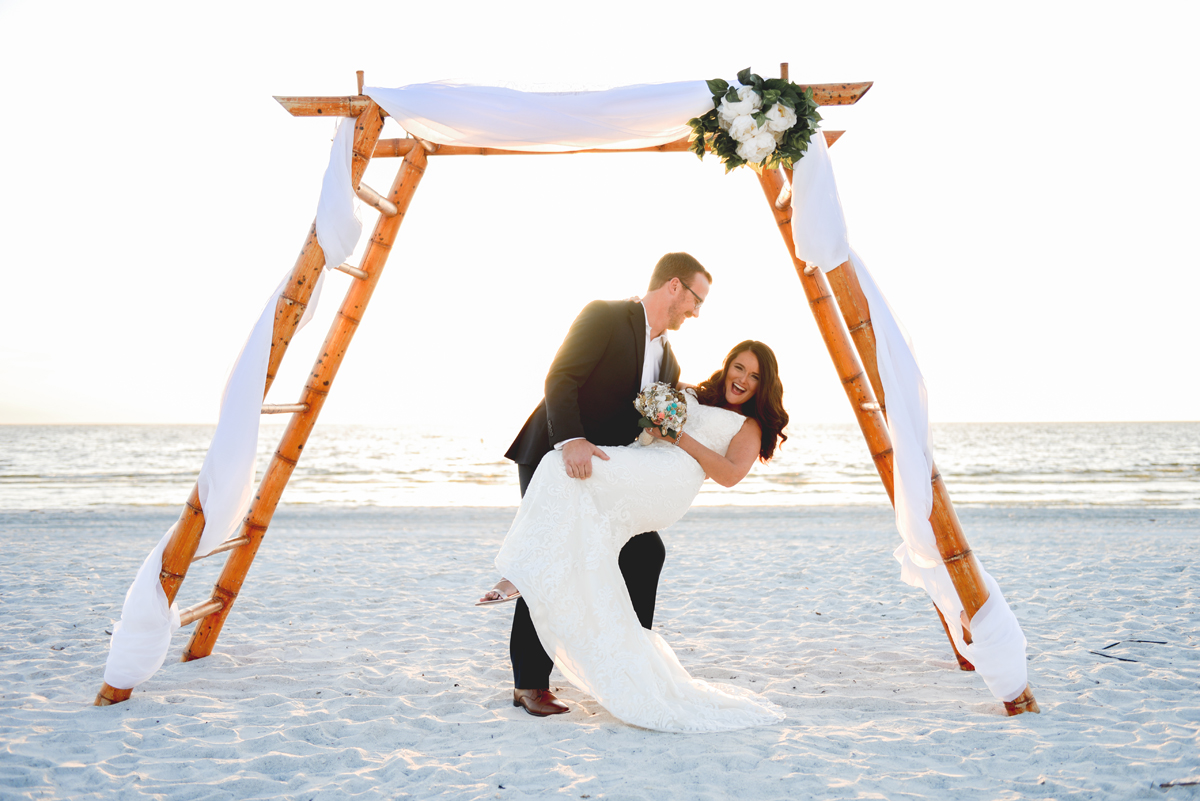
[693,340,788,462]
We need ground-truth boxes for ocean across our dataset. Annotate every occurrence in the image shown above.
[1,422,1196,510]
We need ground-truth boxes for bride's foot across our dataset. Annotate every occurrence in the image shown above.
[476,578,520,606]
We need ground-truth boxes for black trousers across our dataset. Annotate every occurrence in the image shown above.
[510,462,666,690]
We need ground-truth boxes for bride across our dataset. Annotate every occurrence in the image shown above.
[484,340,790,732]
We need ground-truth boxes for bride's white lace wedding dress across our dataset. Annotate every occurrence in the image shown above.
[495,394,785,732]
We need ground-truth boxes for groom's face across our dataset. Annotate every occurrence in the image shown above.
[666,273,710,331]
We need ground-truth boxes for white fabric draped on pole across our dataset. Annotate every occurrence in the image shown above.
[104,267,329,690]
[789,130,849,272]
[314,118,361,273]
[789,138,1029,702]
[106,114,352,690]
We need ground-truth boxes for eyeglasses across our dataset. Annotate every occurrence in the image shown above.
[677,277,704,312]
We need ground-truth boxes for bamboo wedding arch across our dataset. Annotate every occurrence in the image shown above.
[93,66,1039,716]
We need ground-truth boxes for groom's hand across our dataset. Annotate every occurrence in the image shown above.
[562,439,610,479]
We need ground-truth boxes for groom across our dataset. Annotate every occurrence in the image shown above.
[502,252,713,717]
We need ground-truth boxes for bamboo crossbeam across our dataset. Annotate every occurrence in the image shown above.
[355,183,398,217]
[92,100,389,708]
[335,263,369,280]
[756,167,1038,716]
[274,96,382,118]
[180,145,430,664]
[370,130,845,159]
[261,404,308,414]
[178,599,224,626]
[190,536,250,562]
[274,84,869,118]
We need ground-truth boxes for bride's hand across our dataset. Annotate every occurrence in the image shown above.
[647,426,681,444]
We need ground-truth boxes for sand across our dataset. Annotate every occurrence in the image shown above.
[1,504,1197,800]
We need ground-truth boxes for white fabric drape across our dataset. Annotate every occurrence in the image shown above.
[854,253,1028,702]
[313,81,712,267]
[314,118,361,273]
[789,129,849,272]
[103,269,320,690]
[364,81,712,152]
[789,140,1029,702]
[108,114,358,691]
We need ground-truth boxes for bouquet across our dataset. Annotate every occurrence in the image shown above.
[634,382,687,445]
[687,67,822,173]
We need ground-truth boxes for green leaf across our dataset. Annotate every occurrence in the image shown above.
[736,67,753,85]
[638,419,653,428]
[725,87,740,103]
[706,78,729,95]
[753,111,768,127]
[762,89,780,106]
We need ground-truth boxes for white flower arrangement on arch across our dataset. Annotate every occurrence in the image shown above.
[688,67,822,172]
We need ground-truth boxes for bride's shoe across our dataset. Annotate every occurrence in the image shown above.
[475,578,521,607]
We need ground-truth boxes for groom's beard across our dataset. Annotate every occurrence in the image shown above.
[666,296,689,331]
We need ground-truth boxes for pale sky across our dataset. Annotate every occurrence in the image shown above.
[1,0,1196,433]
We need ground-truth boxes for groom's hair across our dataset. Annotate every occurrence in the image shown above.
[648,252,712,291]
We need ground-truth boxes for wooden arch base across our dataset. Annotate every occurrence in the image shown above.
[94,67,1037,716]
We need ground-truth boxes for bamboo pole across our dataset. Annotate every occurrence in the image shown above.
[756,167,1038,715]
[369,131,845,159]
[180,145,429,663]
[92,101,388,707]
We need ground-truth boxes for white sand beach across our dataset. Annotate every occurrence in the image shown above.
[1,504,1197,800]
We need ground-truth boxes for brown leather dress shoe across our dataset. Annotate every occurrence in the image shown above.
[513,689,569,717]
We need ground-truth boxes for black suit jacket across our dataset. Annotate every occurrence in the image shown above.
[506,300,681,466]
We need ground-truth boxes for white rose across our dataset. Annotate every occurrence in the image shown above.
[727,114,760,143]
[736,130,778,164]
[718,86,763,121]
[737,85,763,110]
[764,102,798,133]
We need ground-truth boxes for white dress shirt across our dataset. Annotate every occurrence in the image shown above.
[640,300,666,391]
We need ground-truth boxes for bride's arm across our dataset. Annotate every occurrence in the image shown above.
[654,418,762,487]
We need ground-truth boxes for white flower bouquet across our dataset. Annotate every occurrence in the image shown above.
[634,382,687,445]
[687,67,822,173]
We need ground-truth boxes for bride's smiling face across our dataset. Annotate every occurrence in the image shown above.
[724,350,760,408]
